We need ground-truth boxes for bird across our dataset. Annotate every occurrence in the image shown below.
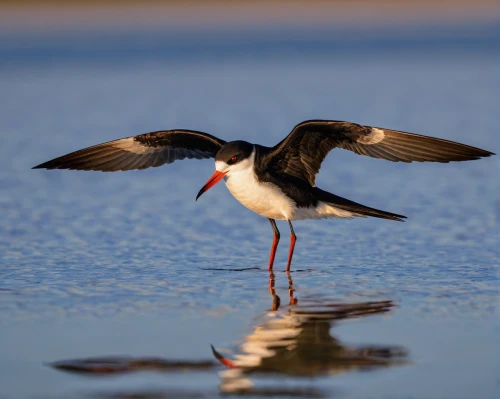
[33,120,494,272]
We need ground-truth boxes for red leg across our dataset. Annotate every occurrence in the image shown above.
[269,235,279,270]
[268,218,280,271]
[285,220,297,273]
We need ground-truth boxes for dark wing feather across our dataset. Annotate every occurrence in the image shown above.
[33,130,226,172]
[268,120,494,186]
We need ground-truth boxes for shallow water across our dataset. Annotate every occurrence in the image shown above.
[0,15,499,399]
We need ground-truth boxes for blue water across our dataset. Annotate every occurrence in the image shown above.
[0,17,499,399]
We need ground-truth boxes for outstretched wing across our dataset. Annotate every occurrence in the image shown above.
[33,130,226,172]
[268,120,494,186]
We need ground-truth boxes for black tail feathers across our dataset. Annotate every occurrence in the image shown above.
[314,188,406,222]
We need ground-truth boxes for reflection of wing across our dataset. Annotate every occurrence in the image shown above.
[267,120,494,185]
[33,130,226,172]
[50,356,215,374]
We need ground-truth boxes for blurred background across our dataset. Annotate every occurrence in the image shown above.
[0,1,498,399]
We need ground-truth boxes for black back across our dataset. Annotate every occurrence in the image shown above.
[254,145,319,208]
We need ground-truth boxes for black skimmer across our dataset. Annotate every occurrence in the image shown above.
[33,120,494,272]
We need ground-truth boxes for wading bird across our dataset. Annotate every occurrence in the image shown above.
[33,120,493,272]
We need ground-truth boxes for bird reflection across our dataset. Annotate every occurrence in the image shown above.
[212,272,408,394]
[48,272,408,398]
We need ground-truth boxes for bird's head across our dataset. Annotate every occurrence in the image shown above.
[196,141,254,200]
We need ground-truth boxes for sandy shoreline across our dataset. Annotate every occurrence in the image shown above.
[1,1,497,32]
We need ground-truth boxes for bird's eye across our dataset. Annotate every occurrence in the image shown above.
[230,156,237,164]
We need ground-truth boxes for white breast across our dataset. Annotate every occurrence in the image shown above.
[225,169,295,221]
[221,150,294,220]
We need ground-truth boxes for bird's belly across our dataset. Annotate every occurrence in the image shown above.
[225,175,294,220]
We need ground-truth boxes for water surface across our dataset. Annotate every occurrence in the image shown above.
[0,15,498,399]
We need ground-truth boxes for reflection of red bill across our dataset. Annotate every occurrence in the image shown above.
[211,345,238,369]
[196,170,227,201]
